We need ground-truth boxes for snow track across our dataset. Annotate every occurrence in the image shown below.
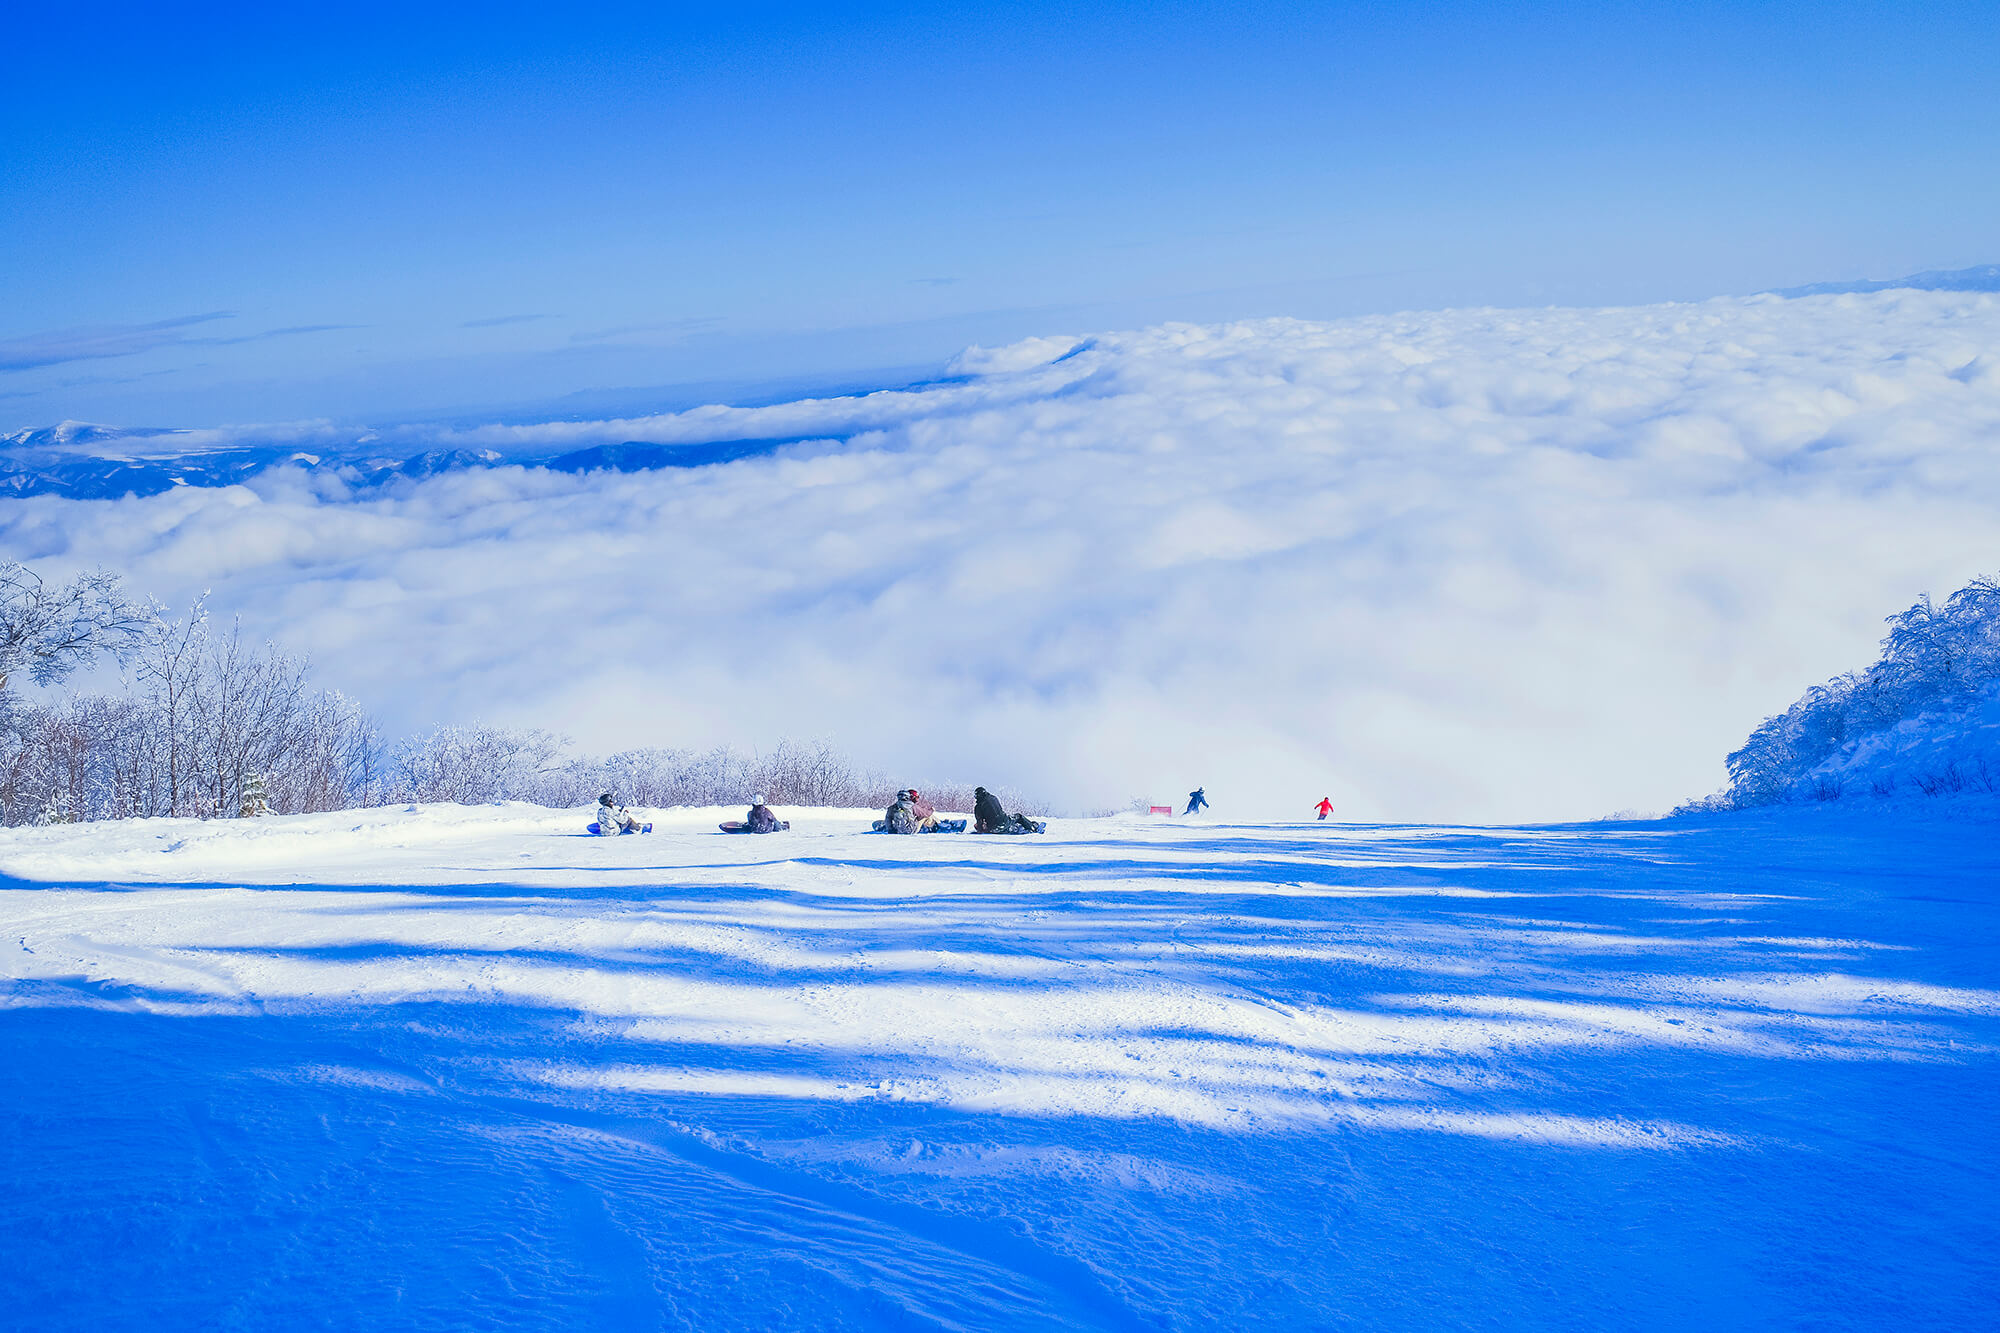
[5,804,1997,1329]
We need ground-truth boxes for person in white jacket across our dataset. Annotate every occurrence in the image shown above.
[595,792,641,835]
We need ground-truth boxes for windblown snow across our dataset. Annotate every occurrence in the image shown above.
[3,291,1998,821]
[5,806,1996,1327]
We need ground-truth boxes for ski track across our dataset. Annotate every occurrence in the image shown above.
[3,804,1997,1330]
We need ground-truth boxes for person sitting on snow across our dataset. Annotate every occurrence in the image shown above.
[879,790,922,834]
[973,786,1043,834]
[906,788,941,832]
[596,792,641,835]
[746,794,782,834]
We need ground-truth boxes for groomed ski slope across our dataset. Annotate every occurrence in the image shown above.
[4,804,1996,1330]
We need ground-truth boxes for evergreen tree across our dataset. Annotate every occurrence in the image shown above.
[239,771,271,818]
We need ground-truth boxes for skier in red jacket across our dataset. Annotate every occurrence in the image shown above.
[1314,797,1334,821]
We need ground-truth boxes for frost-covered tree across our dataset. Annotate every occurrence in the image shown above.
[0,587,1038,822]
[0,563,147,698]
[239,771,271,818]
[1713,573,2000,808]
[392,725,565,805]
[0,594,390,825]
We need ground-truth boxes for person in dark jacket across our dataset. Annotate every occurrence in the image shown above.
[1183,787,1208,816]
[880,790,921,834]
[973,786,1044,834]
[746,794,781,833]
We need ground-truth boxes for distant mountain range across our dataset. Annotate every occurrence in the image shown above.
[1768,263,2000,299]
[7,267,1994,500]
[0,421,844,501]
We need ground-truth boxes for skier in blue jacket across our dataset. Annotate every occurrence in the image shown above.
[1183,787,1208,816]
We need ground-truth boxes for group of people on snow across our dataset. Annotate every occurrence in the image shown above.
[596,784,1331,837]
[877,788,940,834]
[874,786,1044,835]
[1182,787,1335,820]
[594,787,1045,835]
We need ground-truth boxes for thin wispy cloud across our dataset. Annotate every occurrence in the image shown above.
[0,314,359,372]
[461,313,556,329]
[190,324,365,348]
[0,313,233,373]
[570,316,726,344]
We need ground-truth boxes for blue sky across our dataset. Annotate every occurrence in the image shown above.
[4,0,1994,430]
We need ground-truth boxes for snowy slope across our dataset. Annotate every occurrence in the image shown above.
[4,806,1996,1329]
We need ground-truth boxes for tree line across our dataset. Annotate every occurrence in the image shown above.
[1697,572,2000,809]
[0,563,1033,826]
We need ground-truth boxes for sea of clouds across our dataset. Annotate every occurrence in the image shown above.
[3,290,1997,821]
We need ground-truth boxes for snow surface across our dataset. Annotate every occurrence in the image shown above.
[5,804,1996,1328]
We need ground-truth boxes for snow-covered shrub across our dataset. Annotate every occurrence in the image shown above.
[1708,573,2000,808]
[0,561,145,698]
[0,601,383,825]
[0,595,1043,823]
[391,725,564,805]
[497,739,1033,815]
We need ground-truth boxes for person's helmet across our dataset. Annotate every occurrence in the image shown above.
[599,793,614,805]
[908,789,920,800]
[752,794,765,805]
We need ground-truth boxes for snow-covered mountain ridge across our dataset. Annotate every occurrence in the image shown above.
[10,272,1999,501]
[0,422,838,500]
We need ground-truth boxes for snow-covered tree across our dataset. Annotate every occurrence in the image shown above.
[1713,573,2000,807]
[0,562,147,699]
[392,725,565,805]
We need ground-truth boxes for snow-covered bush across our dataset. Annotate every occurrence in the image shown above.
[0,601,383,825]
[391,725,564,805]
[1704,573,2000,808]
[238,772,271,818]
[0,561,146,698]
[503,739,1038,816]
[0,587,1040,824]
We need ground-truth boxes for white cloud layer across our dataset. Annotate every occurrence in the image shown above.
[4,290,1998,820]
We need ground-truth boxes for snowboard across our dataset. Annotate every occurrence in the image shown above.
[871,818,967,833]
[719,820,790,834]
[973,819,1045,835]
[588,821,653,835]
